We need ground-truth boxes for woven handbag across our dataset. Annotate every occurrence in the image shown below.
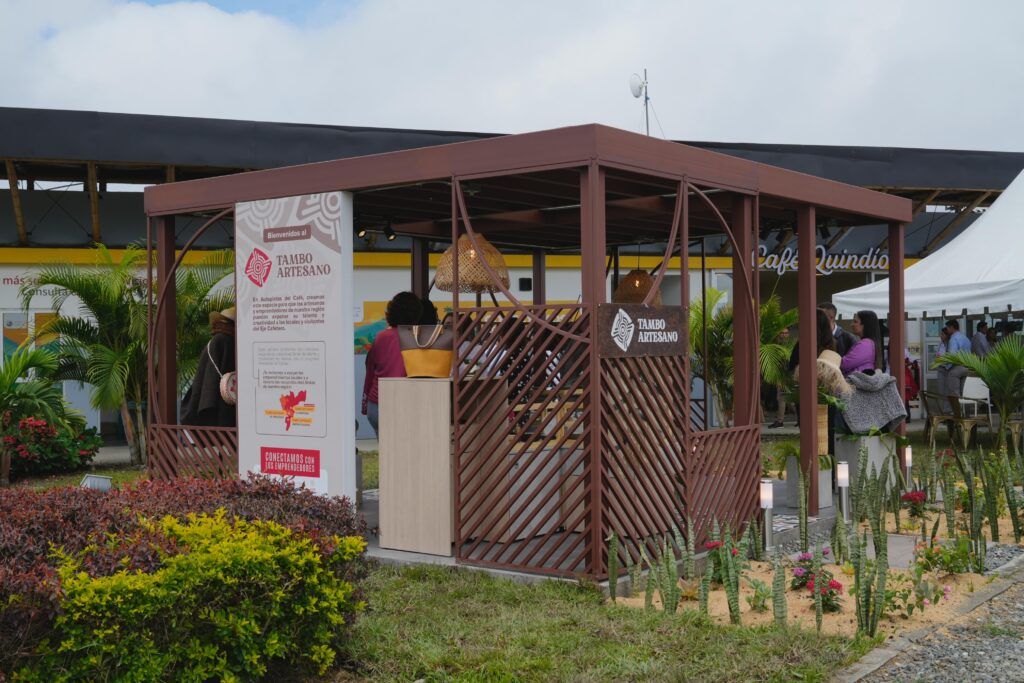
[206,341,238,406]
[397,321,455,378]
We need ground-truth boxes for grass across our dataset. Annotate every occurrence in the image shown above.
[359,450,379,490]
[333,565,875,682]
[14,464,147,490]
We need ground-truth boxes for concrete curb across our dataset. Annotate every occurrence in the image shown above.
[831,551,1024,682]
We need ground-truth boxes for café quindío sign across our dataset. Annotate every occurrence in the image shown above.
[757,245,889,276]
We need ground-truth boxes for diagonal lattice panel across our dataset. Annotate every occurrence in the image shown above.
[686,425,762,547]
[453,305,595,578]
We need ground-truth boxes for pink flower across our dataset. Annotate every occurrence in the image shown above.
[793,567,806,577]
[923,598,931,606]
[797,552,812,562]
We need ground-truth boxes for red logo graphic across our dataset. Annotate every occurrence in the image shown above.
[244,248,272,287]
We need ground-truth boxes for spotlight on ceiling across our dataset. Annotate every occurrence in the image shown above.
[356,226,368,239]
[383,221,396,241]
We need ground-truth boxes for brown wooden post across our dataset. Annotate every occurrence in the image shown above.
[532,249,546,305]
[581,163,606,577]
[731,195,755,426]
[4,161,27,246]
[797,205,819,514]
[411,238,429,297]
[155,215,178,425]
[888,222,907,476]
[86,162,101,243]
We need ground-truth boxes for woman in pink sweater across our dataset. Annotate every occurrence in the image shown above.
[362,292,422,435]
[841,310,883,375]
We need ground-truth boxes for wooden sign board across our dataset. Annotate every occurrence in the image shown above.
[597,304,685,358]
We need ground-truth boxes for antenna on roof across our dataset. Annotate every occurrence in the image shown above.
[629,69,650,136]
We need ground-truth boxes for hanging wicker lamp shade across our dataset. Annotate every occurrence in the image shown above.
[612,269,662,305]
[435,234,510,293]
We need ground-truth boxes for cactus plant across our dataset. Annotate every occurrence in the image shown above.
[830,512,850,565]
[749,519,763,562]
[812,542,824,634]
[661,537,680,613]
[999,449,1022,543]
[771,550,787,628]
[698,563,710,616]
[941,459,958,539]
[607,533,619,602]
[720,523,746,625]
[956,450,989,573]
[979,451,1001,542]
[852,461,890,637]
[686,517,696,580]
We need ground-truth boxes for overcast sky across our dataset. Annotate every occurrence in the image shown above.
[1,0,1022,151]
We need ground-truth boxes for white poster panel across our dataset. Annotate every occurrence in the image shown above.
[235,193,355,500]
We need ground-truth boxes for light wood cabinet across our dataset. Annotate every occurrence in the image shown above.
[378,378,453,556]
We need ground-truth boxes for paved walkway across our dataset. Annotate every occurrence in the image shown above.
[838,557,1024,682]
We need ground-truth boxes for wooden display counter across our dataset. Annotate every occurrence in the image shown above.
[378,377,453,556]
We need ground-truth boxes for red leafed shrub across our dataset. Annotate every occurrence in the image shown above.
[5,417,102,479]
[0,475,366,677]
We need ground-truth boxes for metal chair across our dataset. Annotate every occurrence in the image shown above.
[960,376,993,422]
[947,394,993,450]
[921,391,956,449]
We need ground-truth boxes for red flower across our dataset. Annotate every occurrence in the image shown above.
[828,579,843,593]
[730,548,738,556]
[705,541,723,550]
[901,490,927,505]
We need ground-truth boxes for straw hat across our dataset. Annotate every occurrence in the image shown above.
[209,306,236,326]
[817,350,851,397]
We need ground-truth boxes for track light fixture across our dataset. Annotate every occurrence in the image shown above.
[383,221,396,241]
[356,226,368,239]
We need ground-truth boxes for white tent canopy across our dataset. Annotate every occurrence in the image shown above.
[834,169,1024,319]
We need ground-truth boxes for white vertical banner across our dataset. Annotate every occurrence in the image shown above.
[234,192,355,500]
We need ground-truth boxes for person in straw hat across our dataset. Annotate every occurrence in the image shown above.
[181,306,237,427]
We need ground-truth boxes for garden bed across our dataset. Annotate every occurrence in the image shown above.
[616,559,992,638]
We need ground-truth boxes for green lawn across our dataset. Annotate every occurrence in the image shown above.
[14,464,147,490]
[334,565,874,682]
[359,450,379,490]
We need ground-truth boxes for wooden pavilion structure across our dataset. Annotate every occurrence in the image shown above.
[145,124,911,579]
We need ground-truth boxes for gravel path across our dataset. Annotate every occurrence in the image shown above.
[985,544,1024,573]
[864,579,1024,682]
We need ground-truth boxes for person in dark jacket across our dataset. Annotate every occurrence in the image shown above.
[819,303,858,357]
[181,307,237,427]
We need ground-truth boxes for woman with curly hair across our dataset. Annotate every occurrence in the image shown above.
[361,292,422,435]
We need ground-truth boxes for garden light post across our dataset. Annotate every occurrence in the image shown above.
[760,478,774,551]
[905,446,913,487]
[837,461,850,523]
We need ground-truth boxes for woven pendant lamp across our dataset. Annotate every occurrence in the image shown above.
[435,234,510,293]
[612,269,662,305]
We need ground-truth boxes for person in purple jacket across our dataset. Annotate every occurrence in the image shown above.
[841,310,884,375]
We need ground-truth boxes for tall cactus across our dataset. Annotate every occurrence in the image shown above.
[957,450,989,573]
[979,451,1001,542]
[661,537,680,613]
[852,461,889,637]
[1001,449,1022,543]
[607,533,619,602]
[698,563,710,616]
[749,520,763,562]
[941,459,958,539]
[830,513,850,565]
[812,542,824,634]
[685,517,696,580]
[771,550,787,627]
[722,530,742,625]
[798,467,809,553]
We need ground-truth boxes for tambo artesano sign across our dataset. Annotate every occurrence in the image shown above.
[598,304,685,358]
[235,193,355,499]
[757,245,889,276]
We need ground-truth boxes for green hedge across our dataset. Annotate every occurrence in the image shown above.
[16,511,366,681]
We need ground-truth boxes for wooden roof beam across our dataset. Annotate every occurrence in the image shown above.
[4,160,28,246]
[876,188,941,250]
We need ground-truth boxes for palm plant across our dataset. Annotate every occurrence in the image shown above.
[934,334,1024,454]
[0,347,84,485]
[689,288,796,425]
[20,245,233,465]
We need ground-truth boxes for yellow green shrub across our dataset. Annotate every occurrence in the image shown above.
[16,511,366,682]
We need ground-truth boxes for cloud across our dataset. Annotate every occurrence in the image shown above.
[1,0,1022,151]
